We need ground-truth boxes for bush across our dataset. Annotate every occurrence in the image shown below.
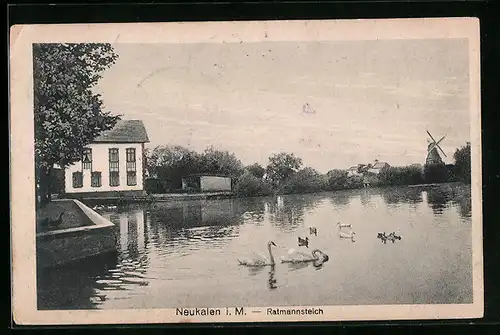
[145,178,166,194]
[234,171,273,197]
[245,163,266,179]
[326,169,348,190]
[453,143,471,183]
[278,167,327,194]
[345,175,364,189]
[379,165,424,186]
[423,163,450,184]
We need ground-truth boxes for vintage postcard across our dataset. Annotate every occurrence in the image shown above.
[10,18,483,325]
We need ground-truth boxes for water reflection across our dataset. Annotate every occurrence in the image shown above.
[38,183,473,309]
[266,195,320,232]
[268,266,277,290]
[141,199,245,250]
[380,187,423,206]
[425,188,451,214]
[327,192,351,207]
[240,197,268,224]
[37,251,118,310]
[419,184,472,219]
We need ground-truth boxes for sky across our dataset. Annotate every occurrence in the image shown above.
[95,39,470,173]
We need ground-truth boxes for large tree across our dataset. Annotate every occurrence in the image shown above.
[326,169,349,190]
[198,146,244,177]
[34,43,120,205]
[245,163,266,179]
[146,145,201,190]
[453,142,471,183]
[265,152,303,186]
[279,167,325,194]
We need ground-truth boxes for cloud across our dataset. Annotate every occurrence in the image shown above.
[98,41,470,172]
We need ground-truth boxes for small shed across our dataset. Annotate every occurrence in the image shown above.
[181,174,232,192]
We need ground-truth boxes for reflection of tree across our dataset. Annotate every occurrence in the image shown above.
[436,183,472,219]
[265,194,321,232]
[148,199,244,231]
[380,187,423,206]
[425,187,451,215]
[37,251,118,310]
[135,199,246,250]
[327,191,351,208]
[457,198,472,218]
[181,225,240,247]
[200,199,246,226]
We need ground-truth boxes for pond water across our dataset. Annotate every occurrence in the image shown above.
[37,183,473,310]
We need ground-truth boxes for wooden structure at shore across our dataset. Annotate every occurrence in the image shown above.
[79,191,235,206]
[36,199,117,269]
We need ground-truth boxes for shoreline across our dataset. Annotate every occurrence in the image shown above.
[76,191,236,204]
[58,181,470,204]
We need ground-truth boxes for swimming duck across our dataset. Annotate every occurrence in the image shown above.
[339,231,356,242]
[386,232,402,243]
[309,227,318,236]
[377,232,401,243]
[298,237,309,248]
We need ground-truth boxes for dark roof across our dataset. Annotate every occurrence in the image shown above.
[93,120,149,143]
[182,173,232,179]
[371,162,390,169]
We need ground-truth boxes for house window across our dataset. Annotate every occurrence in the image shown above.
[127,171,137,186]
[126,148,137,186]
[109,148,119,187]
[72,172,83,188]
[82,148,92,170]
[126,148,136,170]
[91,171,102,187]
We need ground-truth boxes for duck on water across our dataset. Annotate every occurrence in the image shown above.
[298,237,309,248]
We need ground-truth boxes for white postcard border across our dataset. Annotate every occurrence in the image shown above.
[10,18,483,325]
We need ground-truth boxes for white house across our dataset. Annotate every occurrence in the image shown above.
[64,120,150,198]
[347,166,362,177]
[366,160,390,175]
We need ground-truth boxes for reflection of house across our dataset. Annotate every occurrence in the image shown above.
[362,173,379,187]
[367,160,390,175]
[181,174,232,192]
[64,120,150,197]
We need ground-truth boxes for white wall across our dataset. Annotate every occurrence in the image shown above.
[367,168,381,175]
[200,176,232,191]
[347,170,361,177]
[65,143,144,193]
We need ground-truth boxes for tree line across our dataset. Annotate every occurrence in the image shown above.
[144,142,472,197]
[33,43,472,205]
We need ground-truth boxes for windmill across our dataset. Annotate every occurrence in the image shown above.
[425,130,447,165]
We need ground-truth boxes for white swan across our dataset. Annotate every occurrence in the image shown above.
[238,241,277,267]
[337,222,352,228]
[281,248,329,263]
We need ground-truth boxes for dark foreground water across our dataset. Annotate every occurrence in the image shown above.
[37,183,473,310]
